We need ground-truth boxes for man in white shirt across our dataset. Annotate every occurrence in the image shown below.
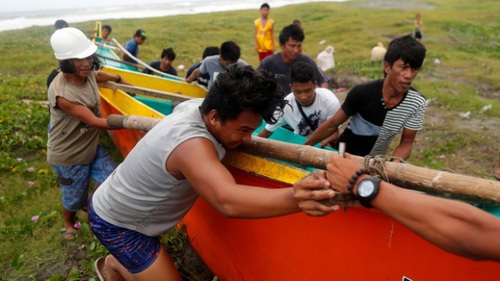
[258,62,340,138]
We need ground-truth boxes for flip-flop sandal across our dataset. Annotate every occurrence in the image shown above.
[63,231,77,240]
[94,257,108,281]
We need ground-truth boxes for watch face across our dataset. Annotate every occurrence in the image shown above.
[358,180,375,197]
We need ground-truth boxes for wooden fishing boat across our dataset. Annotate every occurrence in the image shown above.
[98,84,500,280]
[92,21,206,99]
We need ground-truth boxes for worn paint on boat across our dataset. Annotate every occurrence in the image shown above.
[98,85,500,281]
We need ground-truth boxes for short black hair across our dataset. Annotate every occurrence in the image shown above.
[161,48,176,61]
[290,62,315,84]
[102,24,112,32]
[134,29,147,39]
[385,35,426,69]
[200,65,286,124]
[220,41,241,62]
[279,24,305,45]
[54,19,68,30]
[260,3,270,10]
[59,54,101,74]
[203,46,220,59]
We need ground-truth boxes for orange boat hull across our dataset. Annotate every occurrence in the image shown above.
[99,87,500,281]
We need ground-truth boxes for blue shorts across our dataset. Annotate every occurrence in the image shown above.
[88,199,161,274]
[52,145,115,212]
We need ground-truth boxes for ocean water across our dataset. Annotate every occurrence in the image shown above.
[0,0,346,33]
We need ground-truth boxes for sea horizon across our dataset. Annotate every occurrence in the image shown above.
[0,0,347,33]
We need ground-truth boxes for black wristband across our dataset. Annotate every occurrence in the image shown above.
[346,167,372,196]
[115,75,121,83]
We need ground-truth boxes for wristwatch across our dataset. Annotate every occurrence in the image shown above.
[356,177,382,208]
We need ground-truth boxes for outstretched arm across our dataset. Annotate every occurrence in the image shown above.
[304,109,348,146]
[257,128,273,138]
[168,137,337,218]
[56,97,114,130]
[326,153,500,262]
[392,128,417,162]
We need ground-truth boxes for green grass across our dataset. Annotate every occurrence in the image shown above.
[1,0,499,279]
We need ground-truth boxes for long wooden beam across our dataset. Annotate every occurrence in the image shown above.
[106,114,500,206]
[99,82,193,103]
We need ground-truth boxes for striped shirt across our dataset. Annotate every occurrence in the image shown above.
[339,79,426,157]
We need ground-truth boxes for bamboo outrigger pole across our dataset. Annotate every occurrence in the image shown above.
[106,114,500,206]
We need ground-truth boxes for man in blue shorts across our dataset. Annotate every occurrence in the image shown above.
[305,35,427,162]
[89,65,338,280]
[47,27,131,240]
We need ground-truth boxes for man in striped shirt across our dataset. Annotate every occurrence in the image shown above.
[304,35,426,161]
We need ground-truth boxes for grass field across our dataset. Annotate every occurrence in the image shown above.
[0,0,499,279]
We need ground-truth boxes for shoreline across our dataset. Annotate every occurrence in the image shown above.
[0,0,346,33]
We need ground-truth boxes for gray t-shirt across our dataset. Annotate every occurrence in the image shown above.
[92,99,226,237]
[199,55,248,89]
[47,72,101,165]
[257,53,327,96]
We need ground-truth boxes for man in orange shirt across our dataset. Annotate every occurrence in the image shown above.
[254,3,276,62]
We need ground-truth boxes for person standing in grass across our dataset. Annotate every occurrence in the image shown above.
[305,35,427,162]
[254,3,276,62]
[47,27,131,240]
[89,65,338,281]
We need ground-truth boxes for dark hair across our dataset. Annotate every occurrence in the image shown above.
[54,19,69,30]
[203,46,220,59]
[161,48,176,61]
[292,19,302,26]
[260,3,270,10]
[384,35,426,69]
[102,24,112,32]
[220,41,241,62]
[59,54,101,74]
[200,65,286,124]
[134,29,147,39]
[279,24,305,45]
[290,62,315,84]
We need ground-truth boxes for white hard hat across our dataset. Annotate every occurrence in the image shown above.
[50,27,97,60]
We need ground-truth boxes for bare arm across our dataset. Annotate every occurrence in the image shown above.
[95,70,132,86]
[168,137,336,218]
[326,153,500,262]
[56,97,113,130]
[270,21,276,52]
[254,25,259,51]
[257,128,273,138]
[392,128,417,161]
[184,68,201,83]
[304,109,348,146]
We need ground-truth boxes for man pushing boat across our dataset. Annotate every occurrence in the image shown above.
[89,65,338,281]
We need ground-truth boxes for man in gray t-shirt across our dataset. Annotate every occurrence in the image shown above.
[185,41,247,89]
[258,24,328,96]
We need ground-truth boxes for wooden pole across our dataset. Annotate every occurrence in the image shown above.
[99,82,193,103]
[106,114,500,206]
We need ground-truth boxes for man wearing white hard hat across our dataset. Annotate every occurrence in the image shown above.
[47,27,130,241]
